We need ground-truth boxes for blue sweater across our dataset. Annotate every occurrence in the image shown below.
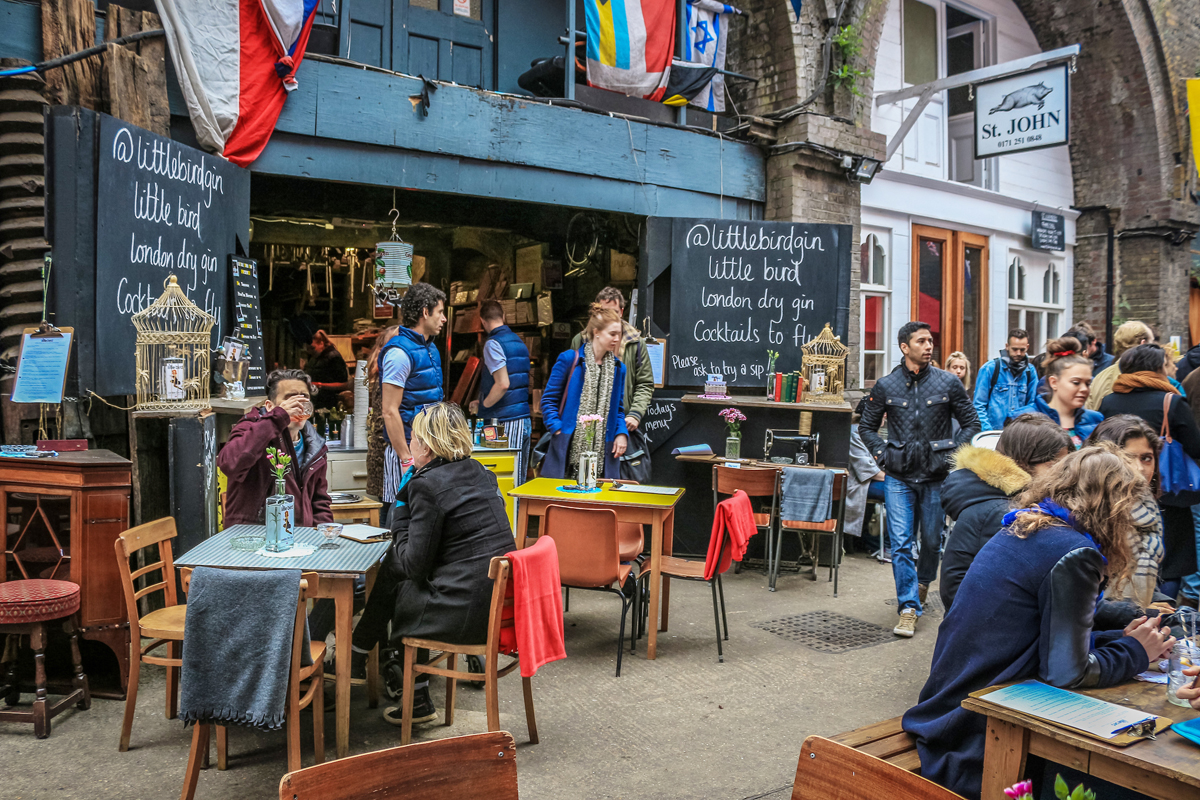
[902,523,1147,799]
[1007,394,1103,448]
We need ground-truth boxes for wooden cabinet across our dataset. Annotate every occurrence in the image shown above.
[0,451,132,695]
[472,449,516,530]
[326,446,368,491]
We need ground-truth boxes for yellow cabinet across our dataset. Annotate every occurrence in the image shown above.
[473,450,517,530]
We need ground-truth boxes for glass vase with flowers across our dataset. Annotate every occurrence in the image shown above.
[719,407,747,459]
[576,414,604,490]
[264,446,295,552]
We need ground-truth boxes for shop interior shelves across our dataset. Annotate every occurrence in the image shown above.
[681,393,852,413]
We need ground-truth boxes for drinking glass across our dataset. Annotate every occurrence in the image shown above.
[317,522,342,549]
[1168,609,1198,707]
[291,397,314,425]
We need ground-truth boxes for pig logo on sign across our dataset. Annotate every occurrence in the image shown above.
[988,82,1053,114]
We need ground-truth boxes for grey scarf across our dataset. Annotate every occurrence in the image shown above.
[568,349,616,475]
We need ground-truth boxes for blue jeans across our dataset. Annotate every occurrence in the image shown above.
[884,475,944,615]
[1183,505,1200,601]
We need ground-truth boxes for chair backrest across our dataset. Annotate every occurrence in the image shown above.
[486,556,516,661]
[278,730,518,799]
[713,464,779,498]
[114,517,179,626]
[542,505,620,588]
[791,736,966,800]
[706,492,755,577]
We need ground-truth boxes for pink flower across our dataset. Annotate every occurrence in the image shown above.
[1003,780,1033,800]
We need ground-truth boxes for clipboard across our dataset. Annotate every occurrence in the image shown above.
[969,683,1173,746]
[11,325,73,404]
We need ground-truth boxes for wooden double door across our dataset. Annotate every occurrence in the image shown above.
[911,225,989,381]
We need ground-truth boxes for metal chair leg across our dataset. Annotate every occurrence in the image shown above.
[716,574,728,640]
[614,590,628,678]
[710,579,724,662]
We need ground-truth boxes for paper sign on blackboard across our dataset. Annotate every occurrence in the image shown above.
[666,219,852,387]
[230,256,266,393]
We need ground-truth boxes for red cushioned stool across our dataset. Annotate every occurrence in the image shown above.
[0,579,90,738]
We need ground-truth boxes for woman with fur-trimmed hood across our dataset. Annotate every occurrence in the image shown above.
[939,414,1071,609]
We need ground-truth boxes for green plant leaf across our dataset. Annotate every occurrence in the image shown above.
[1054,774,1069,800]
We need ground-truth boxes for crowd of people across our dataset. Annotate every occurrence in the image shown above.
[855,318,1200,799]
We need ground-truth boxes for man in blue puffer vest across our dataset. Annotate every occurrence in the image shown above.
[380,282,447,504]
[471,299,533,487]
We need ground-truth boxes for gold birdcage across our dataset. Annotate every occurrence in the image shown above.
[800,323,848,404]
[133,275,216,411]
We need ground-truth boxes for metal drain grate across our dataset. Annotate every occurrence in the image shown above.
[885,593,946,616]
[751,610,896,654]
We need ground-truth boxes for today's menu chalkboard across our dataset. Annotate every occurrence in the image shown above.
[230,256,266,394]
[94,115,250,396]
[666,219,851,387]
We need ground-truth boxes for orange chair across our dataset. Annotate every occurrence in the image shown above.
[114,518,187,752]
[543,504,637,677]
[398,556,539,746]
[775,469,848,595]
[791,735,965,800]
[712,464,780,577]
[180,569,325,800]
[637,492,751,661]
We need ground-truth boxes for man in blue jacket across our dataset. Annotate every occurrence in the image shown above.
[972,328,1038,430]
[471,299,533,486]
[380,282,447,503]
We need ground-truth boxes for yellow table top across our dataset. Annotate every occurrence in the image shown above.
[510,477,685,508]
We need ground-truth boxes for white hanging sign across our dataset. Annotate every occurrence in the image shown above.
[974,63,1070,159]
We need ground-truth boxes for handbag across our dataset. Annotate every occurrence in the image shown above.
[620,427,653,483]
[1157,393,1200,506]
[531,350,579,469]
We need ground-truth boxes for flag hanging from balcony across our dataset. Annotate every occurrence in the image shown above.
[677,0,742,111]
[153,0,319,166]
[584,0,676,101]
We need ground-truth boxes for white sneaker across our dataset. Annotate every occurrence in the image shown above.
[894,608,918,638]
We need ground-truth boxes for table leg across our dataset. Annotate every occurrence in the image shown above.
[646,512,663,659]
[364,567,380,709]
[980,716,1030,800]
[661,509,674,633]
[331,577,353,759]
[515,503,531,549]
[369,509,379,527]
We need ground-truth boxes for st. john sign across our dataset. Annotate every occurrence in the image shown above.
[974,63,1069,159]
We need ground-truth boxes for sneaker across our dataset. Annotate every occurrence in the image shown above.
[894,609,918,638]
[383,686,438,726]
[918,583,929,605]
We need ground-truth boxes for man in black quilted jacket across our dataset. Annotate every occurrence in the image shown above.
[859,321,980,638]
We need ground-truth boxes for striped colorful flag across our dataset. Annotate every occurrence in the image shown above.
[154,0,319,166]
[584,0,676,101]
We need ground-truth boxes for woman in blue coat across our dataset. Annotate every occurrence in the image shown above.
[540,304,629,479]
[1008,336,1103,448]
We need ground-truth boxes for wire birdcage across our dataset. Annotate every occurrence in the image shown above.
[133,275,216,411]
[800,323,848,404]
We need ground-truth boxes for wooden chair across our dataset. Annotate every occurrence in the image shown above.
[543,504,637,677]
[399,557,538,746]
[636,492,749,662]
[114,517,187,751]
[791,735,963,800]
[829,716,921,774]
[712,464,780,577]
[774,469,848,595]
[180,570,325,800]
[279,731,518,799]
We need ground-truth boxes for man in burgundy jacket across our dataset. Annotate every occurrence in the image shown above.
[218,369,333,527]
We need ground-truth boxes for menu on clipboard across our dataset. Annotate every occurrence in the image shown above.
[976,680,1165,743]
[646,339,666,388]
[11,327,73,404]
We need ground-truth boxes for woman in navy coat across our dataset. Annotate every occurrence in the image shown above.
[540,304,629,480]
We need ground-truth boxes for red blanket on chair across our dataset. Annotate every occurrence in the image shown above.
[503,536,566,678]
[705,490,758,580]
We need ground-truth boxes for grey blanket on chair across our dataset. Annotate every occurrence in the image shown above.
[180,567,306,731]
[780,467,834,523]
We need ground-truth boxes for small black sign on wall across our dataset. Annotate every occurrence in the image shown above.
[1031,211,1065,251]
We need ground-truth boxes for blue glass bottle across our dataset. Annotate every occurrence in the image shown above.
[264,477,295,552]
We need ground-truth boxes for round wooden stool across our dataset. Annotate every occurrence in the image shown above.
[0,579,91,738]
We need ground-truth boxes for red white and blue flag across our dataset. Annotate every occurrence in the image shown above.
[584,0,676,101]
[154,0,319,166]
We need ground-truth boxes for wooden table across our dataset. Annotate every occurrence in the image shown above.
[331,496,383,527]
[963,680,1200,800]
[176,525,390,759]
[510,477,684,660]
[0,450,132,696]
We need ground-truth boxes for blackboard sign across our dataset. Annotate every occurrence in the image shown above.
[94,114,250,395]
[639,396,691,452]
[666,219,852,387]
[230,256,266,393]
[1031,210,1065,251]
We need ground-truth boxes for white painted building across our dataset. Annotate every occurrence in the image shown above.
[860,0,1077,387]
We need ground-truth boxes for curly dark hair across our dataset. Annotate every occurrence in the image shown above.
[400,282,447,328]
[1086,414,1161,494]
